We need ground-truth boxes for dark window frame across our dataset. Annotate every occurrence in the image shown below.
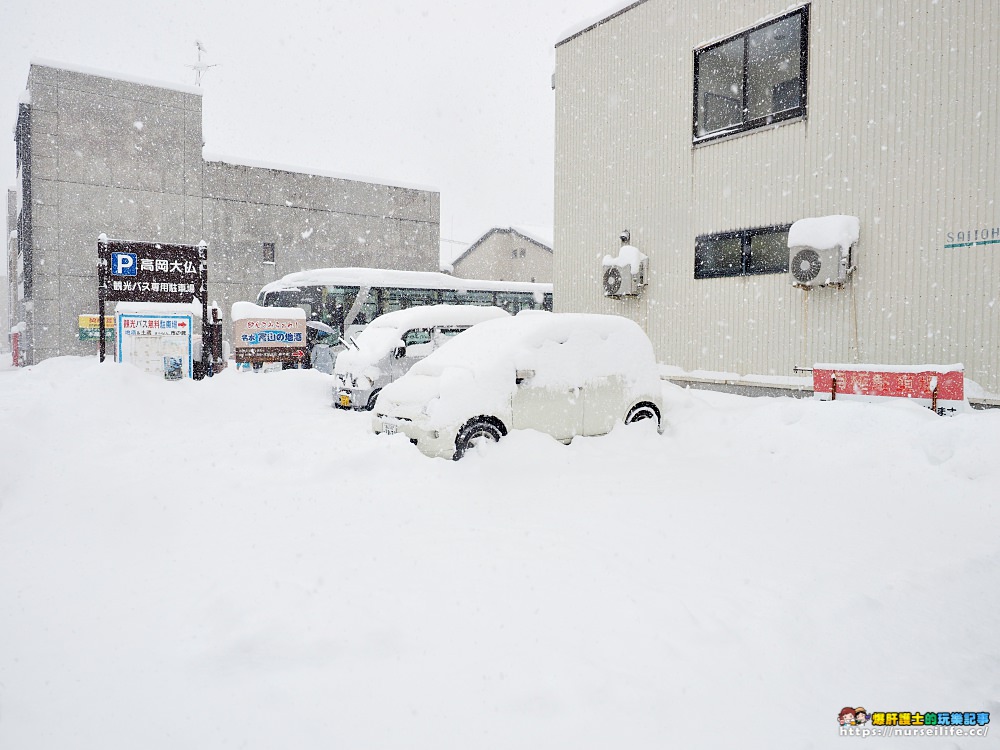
[695,224,791,279]
[262,242,275,264]
[693,5,809,144]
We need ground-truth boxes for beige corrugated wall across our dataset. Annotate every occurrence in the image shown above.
[554,0,999,392]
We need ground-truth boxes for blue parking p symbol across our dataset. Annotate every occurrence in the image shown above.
[111,252,137,276]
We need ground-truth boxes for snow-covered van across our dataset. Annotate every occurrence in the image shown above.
[333,305,510,410]
[372,311,664,459]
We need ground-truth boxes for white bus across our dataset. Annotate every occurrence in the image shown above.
[255,267,553,366]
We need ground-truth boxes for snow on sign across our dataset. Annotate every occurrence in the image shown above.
[116,309,195,380]
[813,363,965,416]
[231,301,308,366]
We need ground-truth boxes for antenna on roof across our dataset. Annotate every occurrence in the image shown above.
[187,39,220,86]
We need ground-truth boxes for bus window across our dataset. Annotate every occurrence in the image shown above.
[454,290,493,306]
[257,271,553,333]
[495,291,533,314]
[321,285,361,335]
[261,288,322,320]
[356,288,378,326]
[382,287,438,312]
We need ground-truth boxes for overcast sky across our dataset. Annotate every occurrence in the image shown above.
[2,0,623,262]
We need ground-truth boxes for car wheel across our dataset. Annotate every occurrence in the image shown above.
[365,388,381,411]
[625,403,660,429]
[454,419,504,460]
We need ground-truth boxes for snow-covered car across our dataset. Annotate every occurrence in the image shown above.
[372,311,664,459]
[333,305,510,410]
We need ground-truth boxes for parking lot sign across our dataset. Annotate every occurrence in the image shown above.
[111,252,137,276]
[98,237,209,367]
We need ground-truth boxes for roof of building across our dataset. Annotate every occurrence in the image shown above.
[450,227,553,268]
[29,58,203,96]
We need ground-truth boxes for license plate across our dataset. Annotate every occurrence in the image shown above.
[383,423,397,435]
[339,393,351,407]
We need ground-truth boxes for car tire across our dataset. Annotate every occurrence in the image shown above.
[625,403,660,429]
[365,388,381,411]
[454,419,504,460]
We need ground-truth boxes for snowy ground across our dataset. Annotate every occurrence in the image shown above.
[0,356,997,749]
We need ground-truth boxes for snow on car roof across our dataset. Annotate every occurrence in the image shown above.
[335,306,511,374]
[407,311,659,388]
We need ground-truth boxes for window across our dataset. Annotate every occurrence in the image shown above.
[403,329,433,346]
[695,225,790,279]
[381,288,438,312]
[693,6,808,143]
[262,242,275,263]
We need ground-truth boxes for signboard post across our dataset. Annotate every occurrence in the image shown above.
[98,236,209,374]
[812,363,965,415]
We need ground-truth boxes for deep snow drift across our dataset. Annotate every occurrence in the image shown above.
[0,357,997,749]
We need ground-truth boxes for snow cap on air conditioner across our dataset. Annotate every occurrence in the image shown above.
[787,215,860,261]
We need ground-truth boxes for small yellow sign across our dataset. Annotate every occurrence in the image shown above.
[78,315,115,341]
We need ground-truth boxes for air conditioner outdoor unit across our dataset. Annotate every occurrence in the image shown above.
[789,245,848,287]
[602,246,648,297]
[787,215,860,288]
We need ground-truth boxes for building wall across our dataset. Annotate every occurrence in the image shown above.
[554,0,1000,393]
[202,160,439,327]
[10,64,204,364]
[451,228,553,283]
[7,62,440,364]
[4,190,14,351]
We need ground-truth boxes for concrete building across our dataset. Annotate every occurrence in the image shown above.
[450,227,553,283]
[3,190,13,354]
[554,1,1000,396]
[6,61,440,365]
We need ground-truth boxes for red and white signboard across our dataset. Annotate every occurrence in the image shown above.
[813,363,965,415]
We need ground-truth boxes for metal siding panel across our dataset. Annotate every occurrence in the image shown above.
[555,0,1000,391]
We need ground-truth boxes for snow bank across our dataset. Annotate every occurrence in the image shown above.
[1,356,998,750]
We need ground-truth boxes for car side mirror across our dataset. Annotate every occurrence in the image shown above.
[393,345,406,359]
[515,369,535,385]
